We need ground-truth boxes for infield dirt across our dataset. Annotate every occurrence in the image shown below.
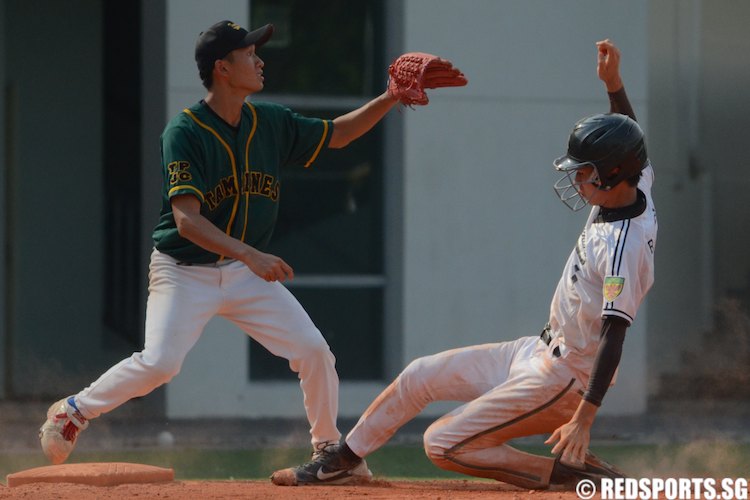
[0,479,582,499]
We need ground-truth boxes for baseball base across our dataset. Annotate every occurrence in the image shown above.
[6,462,174,487]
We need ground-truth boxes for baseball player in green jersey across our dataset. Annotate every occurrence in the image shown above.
[37,19,438,468]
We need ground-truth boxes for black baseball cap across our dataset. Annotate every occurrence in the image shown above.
[195,20,274,74]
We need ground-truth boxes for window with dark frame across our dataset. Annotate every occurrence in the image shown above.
[248,0,385,381]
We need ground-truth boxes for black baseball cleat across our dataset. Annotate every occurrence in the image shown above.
[270,442,372,486]
[583,452,627,478]
[550,452,627,488]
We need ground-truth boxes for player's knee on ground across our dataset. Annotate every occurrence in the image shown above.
[422,421,454,469]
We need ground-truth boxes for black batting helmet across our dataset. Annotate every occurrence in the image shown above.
[553,113,647,210]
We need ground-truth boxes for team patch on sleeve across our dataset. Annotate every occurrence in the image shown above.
[603,276,625,302]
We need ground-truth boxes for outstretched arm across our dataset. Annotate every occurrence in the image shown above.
[328,92,399,149]
[597,39,637,122]
[328,52,467,149]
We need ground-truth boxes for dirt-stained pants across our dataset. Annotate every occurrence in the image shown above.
[346,336,583,489]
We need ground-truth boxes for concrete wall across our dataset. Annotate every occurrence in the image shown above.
[701,3,750,302]
[645,0,710,396]
[645,1,750,398]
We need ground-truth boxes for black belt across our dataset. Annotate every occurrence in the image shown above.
[540,326,561,358]
[176,259,235,267]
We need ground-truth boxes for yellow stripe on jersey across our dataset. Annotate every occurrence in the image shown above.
[304,119,329,168]
[168,185,205,202]
[241,102,259,242]
[183,108,241,262]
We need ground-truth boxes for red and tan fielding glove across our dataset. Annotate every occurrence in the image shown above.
[387,52,468,106]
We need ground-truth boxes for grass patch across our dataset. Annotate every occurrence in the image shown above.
[2,442,748,481]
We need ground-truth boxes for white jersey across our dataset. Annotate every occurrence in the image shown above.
[548,163,657,382]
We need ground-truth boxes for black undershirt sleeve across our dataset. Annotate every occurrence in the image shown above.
[608,87,637,122]
[582,316,629,407]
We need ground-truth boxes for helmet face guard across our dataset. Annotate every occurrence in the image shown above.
[553,113,647,211]
[553,156,602,211]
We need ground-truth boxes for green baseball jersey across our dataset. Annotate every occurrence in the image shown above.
[152,100,333,263]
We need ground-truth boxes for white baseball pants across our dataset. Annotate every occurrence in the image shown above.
[74,249,341,447]
[345,336,584,489]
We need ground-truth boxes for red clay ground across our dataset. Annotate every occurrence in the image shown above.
[0,479,583,499]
